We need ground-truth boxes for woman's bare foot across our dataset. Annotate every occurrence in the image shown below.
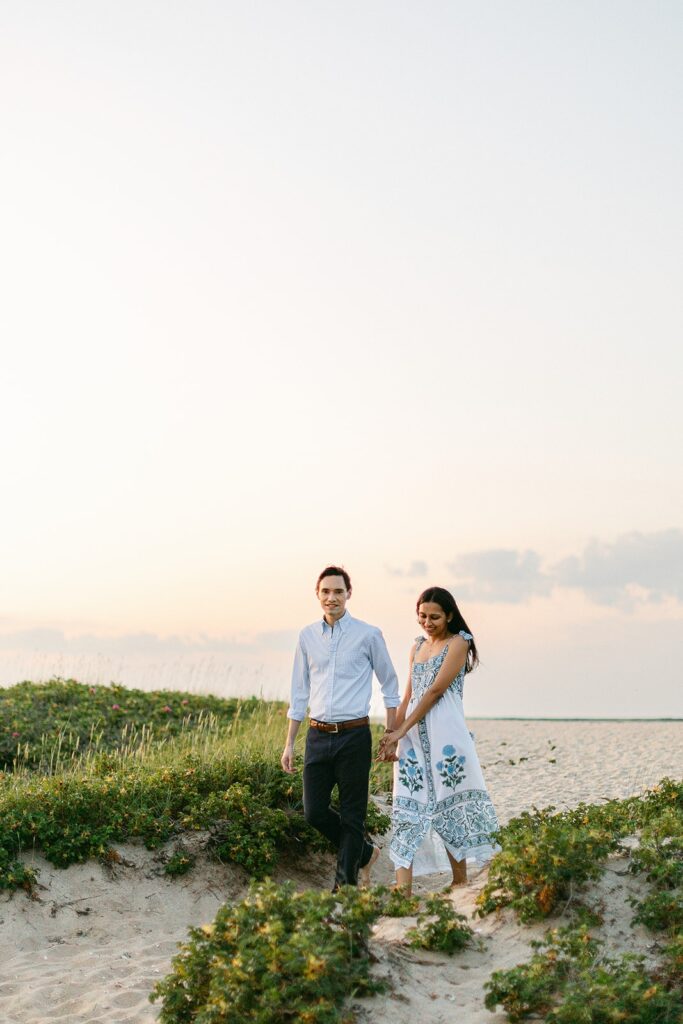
[395,865,413,896]
[442,878,467,893]
[358,845,380,888]
[446,854,467,888]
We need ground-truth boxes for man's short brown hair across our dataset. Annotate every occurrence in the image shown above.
[316,565,352,594]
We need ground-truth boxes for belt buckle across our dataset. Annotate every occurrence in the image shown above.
[330,722,339,733]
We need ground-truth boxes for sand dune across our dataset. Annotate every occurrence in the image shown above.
[2,719,681,1024]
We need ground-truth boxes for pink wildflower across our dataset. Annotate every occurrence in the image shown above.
[111,704,120,711]
[12,731,20,738]
[181,699,189,705]
[162,705,172,713]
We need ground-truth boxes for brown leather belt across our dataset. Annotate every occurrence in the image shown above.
[309,716,370,733]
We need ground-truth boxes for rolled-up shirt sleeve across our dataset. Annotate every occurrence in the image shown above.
[287,633,310,721]
[369,629,401,708]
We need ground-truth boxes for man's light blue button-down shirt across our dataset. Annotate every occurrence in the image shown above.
[287,612,401,722]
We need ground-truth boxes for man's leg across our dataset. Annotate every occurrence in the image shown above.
[333,726,373,887]
[303,727,341,848]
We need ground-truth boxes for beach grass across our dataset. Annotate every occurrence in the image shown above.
[0,678,281,770]
[0,681,391,890]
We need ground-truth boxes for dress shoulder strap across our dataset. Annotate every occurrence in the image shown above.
[414,636,426,649]
[458,630,473,642]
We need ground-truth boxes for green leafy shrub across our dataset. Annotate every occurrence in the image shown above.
[484,786,683,1023]
[628,804,683,935]
[165,847,196,877]
[406,893,474,954]
[206,783,292,878]
[0,748,390,890]
[375,886,420,917]
[484,923,683,1023]
[657,934,682,990]
[477,781,683,923]
[485,924,594,1020]
[0,843,35,892]
[150,880,386,1024]
[1,679,280,770]
[477,804,623,922]
[632,889,683,934]
[638,778,683,819]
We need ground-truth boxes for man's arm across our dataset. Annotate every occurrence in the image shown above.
[281,718,302,773]
[378,645,416,761]
[369,628,401,728]
[281,634,310,773]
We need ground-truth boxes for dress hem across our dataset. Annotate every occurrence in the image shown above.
[389,839,500,874]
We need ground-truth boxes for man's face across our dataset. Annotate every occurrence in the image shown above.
[316,575,349,621]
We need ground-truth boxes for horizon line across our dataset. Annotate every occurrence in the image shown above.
[454,716,681,722]
[372,715,682,723]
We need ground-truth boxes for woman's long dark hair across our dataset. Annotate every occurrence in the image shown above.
[416,586,479,673]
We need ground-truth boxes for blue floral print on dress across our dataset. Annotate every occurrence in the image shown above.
[435,744,466,789]
[398,747,424,794]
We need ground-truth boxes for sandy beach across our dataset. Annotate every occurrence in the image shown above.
[2,718,681,1024]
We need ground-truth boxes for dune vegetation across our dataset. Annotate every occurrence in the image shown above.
[0,680,390,892]
[481,778,683,1022]
[1,680,681,1024]
[0,679,274,770]
[149,773,683,1024]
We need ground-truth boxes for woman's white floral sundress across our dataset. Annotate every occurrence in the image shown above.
[390,631,499,876]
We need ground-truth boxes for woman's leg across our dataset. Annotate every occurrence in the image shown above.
[395,865,413,894]
[445,849,467,886]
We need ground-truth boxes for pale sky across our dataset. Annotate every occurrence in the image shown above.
[1,2,681,718]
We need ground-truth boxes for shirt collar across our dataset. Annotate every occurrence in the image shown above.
[321,611,352,634]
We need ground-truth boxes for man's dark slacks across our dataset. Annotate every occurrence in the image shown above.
[303,725,375,888]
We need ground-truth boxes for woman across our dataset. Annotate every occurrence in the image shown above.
[379,587,499,894]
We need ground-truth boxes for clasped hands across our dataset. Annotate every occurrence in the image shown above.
[376,729,401,762]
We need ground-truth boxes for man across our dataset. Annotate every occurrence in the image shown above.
[281,565,400,889]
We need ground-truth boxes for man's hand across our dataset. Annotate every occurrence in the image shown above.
[281,744,296,773]
[281,719,301,773]
[376,734,399,763]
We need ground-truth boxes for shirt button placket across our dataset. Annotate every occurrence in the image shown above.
[328,633,338,722]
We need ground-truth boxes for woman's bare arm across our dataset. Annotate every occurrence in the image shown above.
[382,637,468,746]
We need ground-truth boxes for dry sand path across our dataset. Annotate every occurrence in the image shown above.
[1,719,681,1023]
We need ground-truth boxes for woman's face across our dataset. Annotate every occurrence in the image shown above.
[418,601,452,639]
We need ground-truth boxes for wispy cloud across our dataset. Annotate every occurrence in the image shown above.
[385,560,429,578]
[447,549,552,603]
[446,529,683,608]
[552,530,683,606]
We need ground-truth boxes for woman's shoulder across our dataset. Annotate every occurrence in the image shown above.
[442,631,472,656]
[410,637,425,661]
